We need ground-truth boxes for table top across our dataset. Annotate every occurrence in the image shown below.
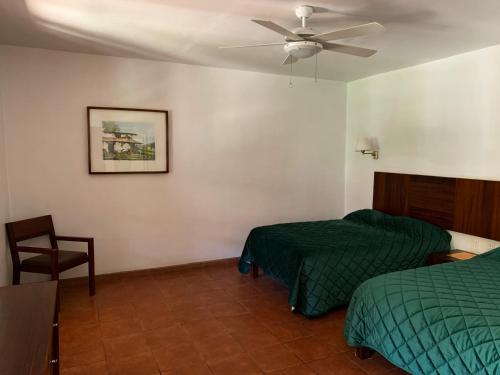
[0,281,58,375]
[445,250,476,261]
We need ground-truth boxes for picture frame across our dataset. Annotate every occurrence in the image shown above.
[87,106,168,174]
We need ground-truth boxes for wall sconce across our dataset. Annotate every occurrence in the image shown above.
[356,137,379,160]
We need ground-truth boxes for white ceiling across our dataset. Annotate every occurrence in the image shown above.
[1,0,500,82]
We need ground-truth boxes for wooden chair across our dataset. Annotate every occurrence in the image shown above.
[5,215,95,295]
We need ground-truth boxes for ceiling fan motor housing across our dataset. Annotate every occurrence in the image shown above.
[292,27,315,37]
[284,41,322,59]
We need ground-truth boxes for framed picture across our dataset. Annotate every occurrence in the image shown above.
[87,107,168,174]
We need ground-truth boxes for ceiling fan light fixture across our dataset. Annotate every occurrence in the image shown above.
[284,41,322,59]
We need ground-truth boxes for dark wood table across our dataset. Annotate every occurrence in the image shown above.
[0,281,59,375]
[427,249,476,265]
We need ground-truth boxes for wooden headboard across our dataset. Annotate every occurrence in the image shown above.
[373,172,500,241]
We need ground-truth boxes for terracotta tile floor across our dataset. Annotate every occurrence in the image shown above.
[59,263,408,375]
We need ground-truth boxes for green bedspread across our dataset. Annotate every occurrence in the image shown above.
[344,248,500,375]
[238,209,451,317]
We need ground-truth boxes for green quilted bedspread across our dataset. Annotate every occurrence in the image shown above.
[238,209,451,317]
[345,248,500,375]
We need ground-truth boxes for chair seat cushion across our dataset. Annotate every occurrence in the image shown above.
[21,250,88,272]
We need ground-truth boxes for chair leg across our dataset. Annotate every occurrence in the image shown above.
[88,260,95,296]
[12,268,20,285]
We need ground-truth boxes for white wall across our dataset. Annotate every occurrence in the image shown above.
[0,46,346,278]
[0,77,11,286]
[345,44,500,253]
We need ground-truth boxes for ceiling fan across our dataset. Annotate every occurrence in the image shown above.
[220,5,385,65]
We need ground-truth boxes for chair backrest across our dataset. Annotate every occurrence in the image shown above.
[5,215,58,266]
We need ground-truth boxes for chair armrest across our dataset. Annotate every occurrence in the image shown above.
[17,246,58,255]
[55,236,93,243]
[55,236,94,259]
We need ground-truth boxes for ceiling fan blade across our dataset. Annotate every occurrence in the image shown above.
[311,22,384,42]
[309,6,332,13]
[282,55,299,65]
[251,20,303,41]
[322,42,377,57]
[219,42,285,49]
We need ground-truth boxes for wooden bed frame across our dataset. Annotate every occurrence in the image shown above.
[250,171,500,358]
[361,171,500,359]
[252,171,500,274]
[373,171,500,240]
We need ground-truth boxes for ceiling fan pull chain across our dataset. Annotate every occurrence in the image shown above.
[289,57,293,88]
[315,53,318,83]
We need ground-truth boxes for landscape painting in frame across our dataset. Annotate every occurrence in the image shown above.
[87,107,168,174]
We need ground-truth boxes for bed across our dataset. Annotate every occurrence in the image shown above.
[238,209,451,317]
[344,249,500,375]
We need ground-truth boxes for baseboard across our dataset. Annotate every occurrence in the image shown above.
[60,257,239,288]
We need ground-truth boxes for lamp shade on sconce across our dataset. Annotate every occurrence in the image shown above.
[355,137,379,160]
[356,137,376,152]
